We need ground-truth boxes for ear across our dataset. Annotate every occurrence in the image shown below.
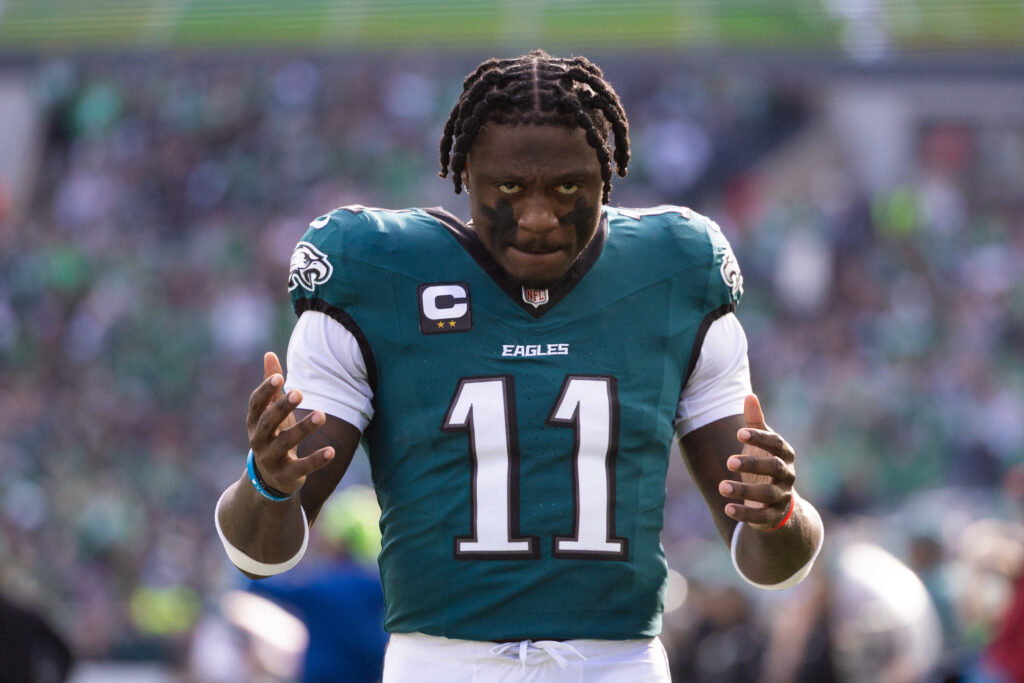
[461,163,470,192]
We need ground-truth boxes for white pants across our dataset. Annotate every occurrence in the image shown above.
[383,632,671,682]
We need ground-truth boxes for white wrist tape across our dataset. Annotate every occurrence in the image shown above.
[214,488,309,576]
[730,501,824,590]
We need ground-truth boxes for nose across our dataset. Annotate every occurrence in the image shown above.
[516,194,559,236]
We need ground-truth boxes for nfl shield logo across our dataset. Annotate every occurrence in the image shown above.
[521,286,549,308]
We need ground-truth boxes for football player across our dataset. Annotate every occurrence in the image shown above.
[215,50,824,681]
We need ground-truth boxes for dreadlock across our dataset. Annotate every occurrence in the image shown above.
[439,50,630,205]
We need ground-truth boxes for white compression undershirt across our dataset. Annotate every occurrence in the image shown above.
[675,311,751,434]
[285,310,374,431]
[284,310,750,435]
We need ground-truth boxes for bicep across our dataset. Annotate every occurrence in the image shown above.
[284,310,374,523]
[674,312,750,543]
[677,414,745,544]
[295,410,362,524]
[675,312,750,434]
[285,310,374,431]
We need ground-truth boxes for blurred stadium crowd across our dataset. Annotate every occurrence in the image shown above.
[1,53,1023,681]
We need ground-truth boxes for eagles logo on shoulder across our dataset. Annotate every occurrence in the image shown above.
[720,247,743,299]
[289,241,334,292]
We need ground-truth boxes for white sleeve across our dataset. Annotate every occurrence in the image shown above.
[675,312,751,435]
[284,310,374,431]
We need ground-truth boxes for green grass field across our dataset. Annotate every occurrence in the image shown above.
[0,0,1021,52]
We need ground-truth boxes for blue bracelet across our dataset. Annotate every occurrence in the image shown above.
[246,450,293,502]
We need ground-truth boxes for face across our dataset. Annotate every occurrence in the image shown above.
[464,123,604,289]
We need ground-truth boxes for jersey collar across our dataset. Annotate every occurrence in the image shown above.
[425,207,608,319]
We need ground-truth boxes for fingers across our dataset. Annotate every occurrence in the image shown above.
[743,393,767,430]
[251,392,323,456]
[251,409,331,492]
[287,445,336,479]
[247,373,285,431]
[721,446,793,528]
[728,396,796,528]
[737,427,795,464]
[264,351,284,381]
[727,453,795,483]
[255,443,336,495]
[721,494,792,527]
[248,352,334,494]
[719,475,792,526]
[719,478,788,504]
[248,352,285,433]
[251,389,301,445]
[248,352,302,451]
[262,445,336,493]
[273,407,327,454]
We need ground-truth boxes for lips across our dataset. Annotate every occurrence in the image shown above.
[510,242,564,255]
[499,243,573,287]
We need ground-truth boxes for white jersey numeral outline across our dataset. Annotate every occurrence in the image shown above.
[442,375,627,561]
[442,376,539,558]
[547,375,628,559]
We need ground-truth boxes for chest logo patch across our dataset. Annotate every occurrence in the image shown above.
[419,282,472,334]
[521,286,549,308]
[288,241,334,292]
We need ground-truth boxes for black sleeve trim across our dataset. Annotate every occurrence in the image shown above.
[684,303,736,385]
[294,298,379,396]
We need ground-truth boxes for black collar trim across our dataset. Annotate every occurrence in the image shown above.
[424,207,608,319]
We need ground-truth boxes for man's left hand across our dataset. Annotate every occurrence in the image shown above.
[717,394,796,531]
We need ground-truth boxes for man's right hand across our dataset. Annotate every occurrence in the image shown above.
[246,352,335,496]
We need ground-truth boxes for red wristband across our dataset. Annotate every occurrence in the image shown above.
[769,497,794,531]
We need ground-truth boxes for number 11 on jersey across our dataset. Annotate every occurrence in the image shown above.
[442,375,628,561]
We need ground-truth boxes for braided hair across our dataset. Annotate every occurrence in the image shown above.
[439,50,630,205]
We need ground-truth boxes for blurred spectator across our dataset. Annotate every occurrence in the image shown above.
[908,533,962,676]
[0,593,73,683]
[756,537,942,683]
[974,465,1024,683]
[668,583,765,683]
[245,485,387,683]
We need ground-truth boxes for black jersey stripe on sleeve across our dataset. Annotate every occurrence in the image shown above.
[294,298,379,396]
[684,303,736,385]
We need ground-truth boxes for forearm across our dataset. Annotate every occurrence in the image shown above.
[215,474,310,578]
[222,353,361,577]
[731,492,824,589]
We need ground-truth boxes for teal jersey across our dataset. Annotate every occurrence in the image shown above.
[288,204,742,641]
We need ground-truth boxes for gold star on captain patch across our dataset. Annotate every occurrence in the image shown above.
[448,320,456,327]
[436,321,445,329]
